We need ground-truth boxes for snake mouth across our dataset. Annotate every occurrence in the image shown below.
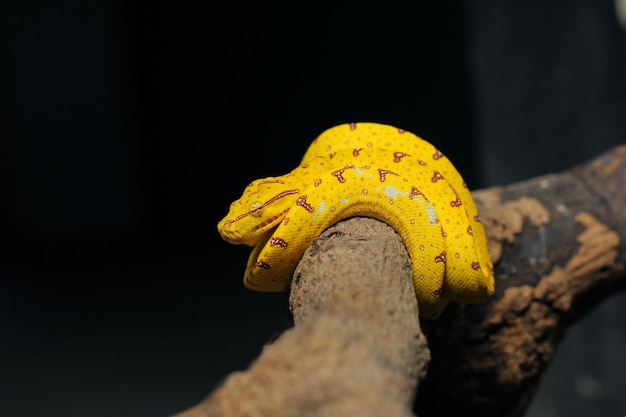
[219,228,244,244]
[218,205,291,246]
[219,222,280,247]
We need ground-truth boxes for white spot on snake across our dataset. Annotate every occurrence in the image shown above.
[312,201,327,220]
[384,185,407,199]
[354,166,370,176]
[426,203,438,224]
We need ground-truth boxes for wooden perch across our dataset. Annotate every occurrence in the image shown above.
[175,145,626,417]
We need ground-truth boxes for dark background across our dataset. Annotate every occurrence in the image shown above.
[1,1,625,416]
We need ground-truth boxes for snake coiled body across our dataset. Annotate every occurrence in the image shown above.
[217,122,494,319]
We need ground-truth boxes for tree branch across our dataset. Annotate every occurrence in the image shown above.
[174,145,626,417]
[417,145,626,417]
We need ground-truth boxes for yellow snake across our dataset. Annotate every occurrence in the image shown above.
[217,122,494,319]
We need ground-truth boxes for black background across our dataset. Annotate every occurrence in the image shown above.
[1,1,626,416]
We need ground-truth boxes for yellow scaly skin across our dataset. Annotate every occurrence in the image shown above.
[217,122,494,319]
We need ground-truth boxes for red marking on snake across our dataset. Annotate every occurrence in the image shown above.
[431,170,445,183]
[332,168,347,183]
[471,262,481,271]
[314,178,322,187]
[258,179,284,185]
[265,189,300,206]
[254,261,270,270]
[353,148,362,157]
[329,152,336,159]
[450,193,462,207]
[301,163,309,168]
[378,169,399,182]
[398,128,405,133]
[393,152,410,163]
[349,122,357,130]
[417,159,426,166]
[467,225,473,236]
[225,189,299,224]
[431,288,442,297]
[434,252,446,263]
[296,195,314,212]
[270,237,288,248]
[433,149,444,160]
[409,186,423,199]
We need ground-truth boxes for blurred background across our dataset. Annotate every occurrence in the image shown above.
[1,1,625,416]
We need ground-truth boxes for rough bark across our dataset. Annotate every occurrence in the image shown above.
[416,145,626,417]
[174,145,626,417]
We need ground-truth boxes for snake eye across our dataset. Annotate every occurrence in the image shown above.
[249,201,263,217]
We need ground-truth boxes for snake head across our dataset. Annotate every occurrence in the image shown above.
[217,177,301,246]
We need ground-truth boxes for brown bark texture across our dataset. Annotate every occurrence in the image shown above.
[175,145,626,417]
